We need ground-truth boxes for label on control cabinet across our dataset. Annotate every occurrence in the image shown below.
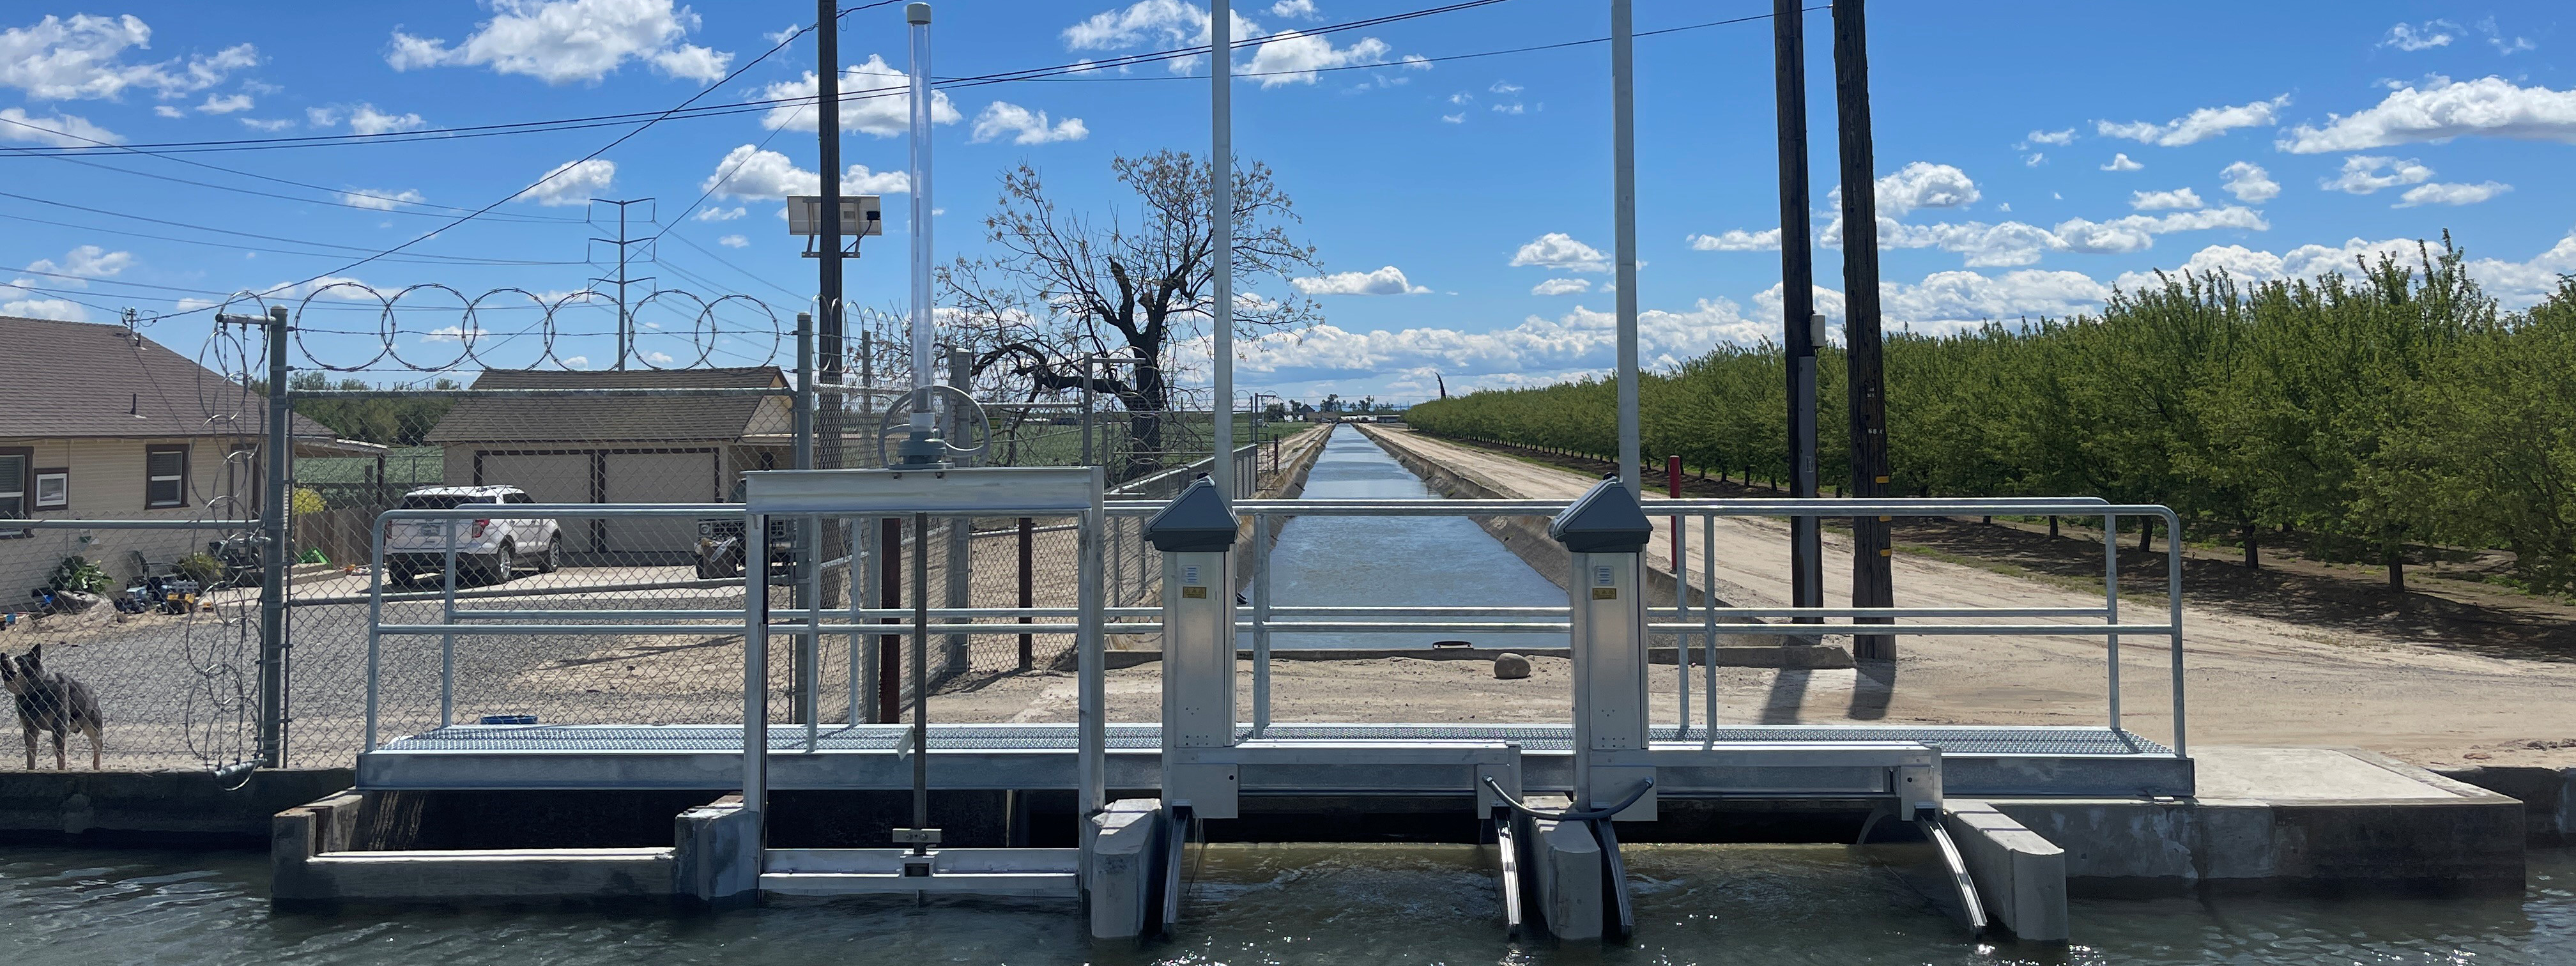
[1593,565,1614,586]
[1183,564,1202,585]
[1591,587,1618,599]
[1183,586,1208,599]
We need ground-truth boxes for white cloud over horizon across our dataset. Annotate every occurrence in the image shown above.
[387,0,731,84]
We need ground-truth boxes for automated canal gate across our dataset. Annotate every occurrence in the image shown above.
[733,466,1108,903]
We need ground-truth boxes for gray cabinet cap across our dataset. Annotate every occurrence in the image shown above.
[1547,475,1653,553]
[1144,476,1241,552]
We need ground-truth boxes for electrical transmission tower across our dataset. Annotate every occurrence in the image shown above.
[588,197,657,369]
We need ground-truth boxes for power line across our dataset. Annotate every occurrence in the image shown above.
[0,209,588,265]
[127,7,834,324]
[0,189,581,264]
[0,0,1519,158]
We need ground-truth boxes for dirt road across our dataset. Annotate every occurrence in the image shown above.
[1358,426,2576,770]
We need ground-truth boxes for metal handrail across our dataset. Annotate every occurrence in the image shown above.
[362,493,2188,758]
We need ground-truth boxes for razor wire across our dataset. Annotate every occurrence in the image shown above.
[197,284,789,374]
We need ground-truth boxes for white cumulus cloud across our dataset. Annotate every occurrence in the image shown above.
[970,101,1088,144]
[0,107,117,146]
[1873,162,1979,217]
[0,15,259,100]
[515,158,615,206]
[2220,161,2280,202]
[1289,265,1429,296]
[1687,229,1781,252]
[195,93,252,114]
[2278,77,2576,153]
[2100,153,2144,171]
[2097,95,2288,146]
[2322,155,2433,194]
[758,55,960,135]
[340,188,425,210]
[1510,233,1611,273]
[700,144,909,199]
[386,0,732,84]
[2393,181,2510,208]
[2128,188,2204,211]
[717,234,749,248]
[349,103,425,135]
[1530,278,1590,296]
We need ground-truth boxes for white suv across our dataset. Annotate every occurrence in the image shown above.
[384,486,564,586]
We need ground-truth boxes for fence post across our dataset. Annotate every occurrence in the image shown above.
[793,313,815,725]
[1018,516,1034,670]
[259,305,290,767]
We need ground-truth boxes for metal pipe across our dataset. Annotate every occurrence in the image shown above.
[366,519,383,749]
[1210,0,1235,500]
[1703,514,1717,735]
[743,510,770,827]
[1077,483,1107,815]
[2167,508,2186,758]
[440,516,457,729]
[906,3,936,401]
[2106,511,2121,733]
[848,518,865,725]
[910,510,930,832]
[1252,512,1271,732]
[1610,0,1639,494]
[260,305,289,766]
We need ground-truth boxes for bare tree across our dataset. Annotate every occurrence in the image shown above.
[941,150,1321,477]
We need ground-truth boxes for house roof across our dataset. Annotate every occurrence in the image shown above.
[423,366,791,445]
[0,314,344,442]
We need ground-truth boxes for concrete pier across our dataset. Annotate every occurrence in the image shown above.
[1512,795,1604,940]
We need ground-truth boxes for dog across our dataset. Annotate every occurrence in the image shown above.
[0,643,104,770]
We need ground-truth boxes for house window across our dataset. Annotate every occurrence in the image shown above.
[0,448,26,537]
[146,445,189,509]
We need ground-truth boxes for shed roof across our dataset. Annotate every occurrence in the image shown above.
[0,314,344,443]
[422,367,790,445]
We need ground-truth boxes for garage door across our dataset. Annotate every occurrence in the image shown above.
[477,452,594,552]
[602,450,716,560]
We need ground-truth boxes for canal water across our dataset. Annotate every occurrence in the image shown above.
[1255,425,1568,650]
[1,843,2567,963]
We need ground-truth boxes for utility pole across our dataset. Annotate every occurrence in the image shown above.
[587,197,656,370]
[1773,0,1825,627]
[1832,0,1894,659]
[815,0,849,618]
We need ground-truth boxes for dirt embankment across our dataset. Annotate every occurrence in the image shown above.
[1374,427,2576,771]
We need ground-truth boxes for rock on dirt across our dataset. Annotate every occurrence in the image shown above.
[1494,653,1531,680]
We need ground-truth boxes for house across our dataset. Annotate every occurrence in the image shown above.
[0,315,375,598]
[420,367,793,562]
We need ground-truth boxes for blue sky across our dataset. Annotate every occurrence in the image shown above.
[1,1,2569,402]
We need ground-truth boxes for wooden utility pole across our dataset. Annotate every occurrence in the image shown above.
[1832,0,1894,659]
[1773,0,1824,627]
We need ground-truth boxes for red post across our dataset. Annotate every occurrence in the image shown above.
[1017,516,1034,670]
[878,517,902,723]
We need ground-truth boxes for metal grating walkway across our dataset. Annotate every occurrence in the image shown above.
[378,723,2174,757]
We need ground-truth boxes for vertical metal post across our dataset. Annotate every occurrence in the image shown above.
[1080,356,1096,469]
[1702,514,1717,736]
[2167,513,2186,757]
[1669,457,1687,732]
[1832,0,1895,660]
[744,510,770,833]
[806,519,822,749]
[2105,512,2120,732]
[258,305,289,766]
[860,516,882,724]
[1210,0,1236,500]
[1611,0,1640,495]
[944,348,970,673]
[1018,516,1034,670]
[878,516,901,723]
[1251,512,1271,733]
[1077,475,1107,816]
[848,518,865,723]
[794,313,816,727]
[1774,0,1825,623]
[910,512,931,834]
[441,516,457,729]
[365,520,383,751]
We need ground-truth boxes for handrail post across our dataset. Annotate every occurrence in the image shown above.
[2166,509,2186,758]
[1252,512,1271,733]
[365,514,384,751]
[441,518,458,729]
[2104,511,2120,733]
